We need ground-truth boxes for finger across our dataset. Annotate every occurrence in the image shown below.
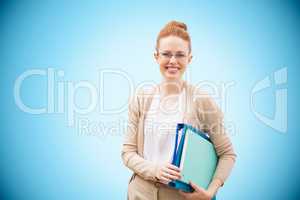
[158,178,169,184]
[166,163,181,172]
[179,190,188,198]
[163,168,181,178]
[189,181,203,193]
[159,176,172,184]
[166,163,181,171]
[162,171,180,180]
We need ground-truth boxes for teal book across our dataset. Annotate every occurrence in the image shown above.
[168,123,218,195]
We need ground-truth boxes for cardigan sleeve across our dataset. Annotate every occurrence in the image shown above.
[121,89,159,181]
[194,88,237,186]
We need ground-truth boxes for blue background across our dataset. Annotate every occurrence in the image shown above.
[1,0,299,199]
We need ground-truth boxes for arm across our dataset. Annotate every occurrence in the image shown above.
[121,91,159,181]
[180,181,217,200]
[207,178,223,197]
[195,89,237,195]
[122,89,183,183]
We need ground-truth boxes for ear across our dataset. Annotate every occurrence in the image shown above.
[188,54,193,64]
[154,51,159,63]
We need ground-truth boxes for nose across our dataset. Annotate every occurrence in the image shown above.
[169,55,178,64]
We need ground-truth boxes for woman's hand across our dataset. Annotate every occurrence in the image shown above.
[179,182,213,200]
[156,163,181,184]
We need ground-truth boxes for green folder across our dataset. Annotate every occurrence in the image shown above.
[168,123,218,194]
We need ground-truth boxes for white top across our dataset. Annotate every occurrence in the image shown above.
[143,88,186,165]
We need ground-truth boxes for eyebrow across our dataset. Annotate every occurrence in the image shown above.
[160,50,187,54]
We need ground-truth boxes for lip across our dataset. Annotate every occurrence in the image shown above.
[165,66,181,75]
[165,66,181,70]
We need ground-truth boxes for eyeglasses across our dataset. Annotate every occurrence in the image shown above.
[158,51,188,62]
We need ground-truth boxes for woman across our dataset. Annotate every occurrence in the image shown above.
[121,21,236,200]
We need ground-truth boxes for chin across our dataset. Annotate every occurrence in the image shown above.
[164,74,180,81]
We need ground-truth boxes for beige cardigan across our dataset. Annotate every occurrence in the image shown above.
[121,81,236,186]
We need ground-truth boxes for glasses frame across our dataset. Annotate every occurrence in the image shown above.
[157,50,189,62]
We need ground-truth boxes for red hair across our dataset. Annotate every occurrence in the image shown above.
[156,21,191,52]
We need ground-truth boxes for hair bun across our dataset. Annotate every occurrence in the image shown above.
[156,20,191,52]
[165,20,188,31]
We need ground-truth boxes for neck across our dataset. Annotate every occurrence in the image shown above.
[159,79,184,97]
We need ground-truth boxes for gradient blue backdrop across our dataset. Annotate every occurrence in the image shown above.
[1,0,300,199]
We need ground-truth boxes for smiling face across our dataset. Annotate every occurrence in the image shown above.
[155,36,192,82]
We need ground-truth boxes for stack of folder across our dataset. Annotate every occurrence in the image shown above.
[168,123,218,199]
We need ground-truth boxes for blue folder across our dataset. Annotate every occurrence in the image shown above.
[168,123,218,199]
